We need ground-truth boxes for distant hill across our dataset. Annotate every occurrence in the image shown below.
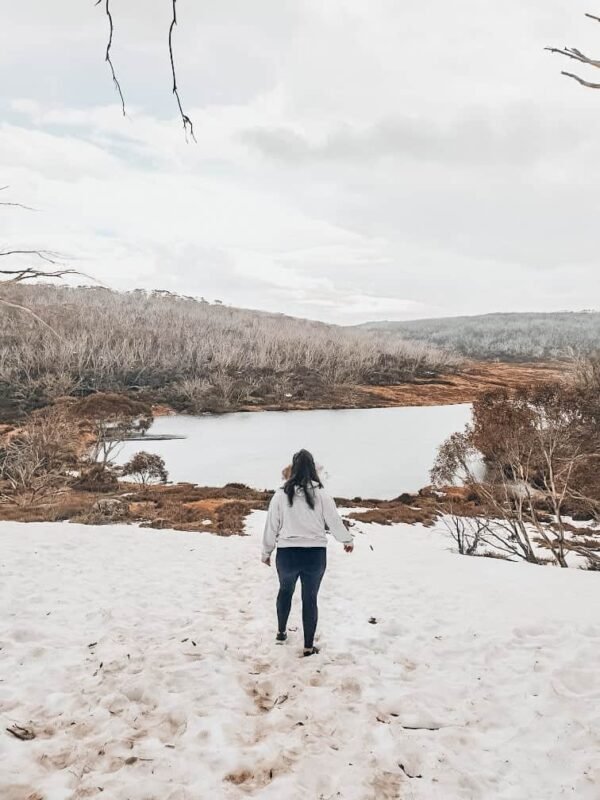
[357,312,600,361]
[0,283,459,416]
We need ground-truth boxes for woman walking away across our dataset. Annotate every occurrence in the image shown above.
[262,449,354,657]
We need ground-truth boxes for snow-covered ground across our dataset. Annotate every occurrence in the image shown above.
[1,516,599,800]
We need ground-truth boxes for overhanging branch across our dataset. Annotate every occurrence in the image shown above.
[169,0,196,142]
[547,10,600,90]
[545,46,600,69]
[0,186,36,211]
[0,250,61,264]
[562,71,600,89]
[95,0,126,116]
[92,0,195,139]
[0,297,63,338]
[0,268,80,284]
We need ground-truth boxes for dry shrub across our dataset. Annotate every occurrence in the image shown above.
[0,405,80,500]
[1,284,459,416]
[214,500,257,534]
[349,505,437,527]
[0,495,91,523]
[73,463,119,493]
[60,392,154,468]
[66,393,152,422]
[432,380,600,567]
[78,497,129,525]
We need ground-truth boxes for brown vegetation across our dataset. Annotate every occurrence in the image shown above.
[0,283,458,420]
[0,405,81,503]
[431,358,600,567]
[341,486,484,528]
[0,345,594,556]
[358,362,568,408]
[0,471,487,534]
[0,481,272,535]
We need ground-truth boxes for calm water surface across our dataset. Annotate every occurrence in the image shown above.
[117,404,471,500]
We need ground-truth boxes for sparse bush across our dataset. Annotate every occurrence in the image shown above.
[0,406,80,500]
[121,451,168,485]
[73,463,120,493]
[171,377,213,412]
[432,382,600,567]
[441,514,485,556]
[77,497,130,525]
[67,393,154,468]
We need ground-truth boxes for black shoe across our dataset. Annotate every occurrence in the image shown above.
[303,646,319,657]
[276,632,287,644]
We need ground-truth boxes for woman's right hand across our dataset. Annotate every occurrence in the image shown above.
[344,543,354,553]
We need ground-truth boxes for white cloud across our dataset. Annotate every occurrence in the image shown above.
[2,0,600,323]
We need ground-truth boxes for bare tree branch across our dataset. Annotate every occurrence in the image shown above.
[96,0,126,116]
[0,186,36,211]
[561,71,600,89]
[0,188,101,342]
[0,250,61,264]
[0,201,36,210]
[92,2,195,139]
[545,46,600,69]
[0,268,80,284]
[547,12,600,90]
[0,297,63,338]
[169,0,196,142]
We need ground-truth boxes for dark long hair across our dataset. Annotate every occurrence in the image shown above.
[283,449,323,509]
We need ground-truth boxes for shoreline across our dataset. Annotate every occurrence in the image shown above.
[0,361,567,427]
[153,361,567,417]
[0,360,572,532]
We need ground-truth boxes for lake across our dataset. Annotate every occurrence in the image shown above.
[116,404,471,500]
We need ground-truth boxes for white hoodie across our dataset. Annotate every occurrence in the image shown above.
[262,484,354,562]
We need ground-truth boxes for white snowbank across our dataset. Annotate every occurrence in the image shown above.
[1,516,599,799]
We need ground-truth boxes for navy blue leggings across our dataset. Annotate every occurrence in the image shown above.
[276,547,327,649]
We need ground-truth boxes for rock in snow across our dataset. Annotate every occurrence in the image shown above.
[1,516,599,799]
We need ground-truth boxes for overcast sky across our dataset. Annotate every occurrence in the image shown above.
[1,1,600,324]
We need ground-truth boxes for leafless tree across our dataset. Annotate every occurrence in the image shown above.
[0,406,80,502]
[547,8,600,89]
[1,283,460,414]
[0,186,90,334]
[432,429,540,563]
[432,385,600,568]
[85,411,153,468]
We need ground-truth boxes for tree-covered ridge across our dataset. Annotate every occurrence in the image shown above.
[359,312,600,361]
[0,284,458,415]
